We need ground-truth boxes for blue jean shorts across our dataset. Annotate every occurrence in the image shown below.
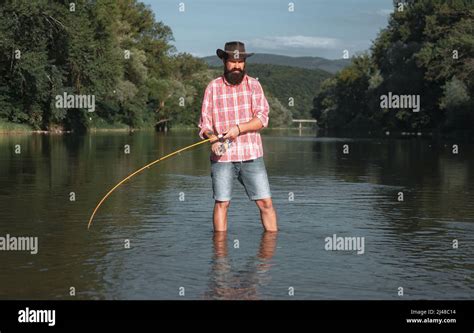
[211,157,272,201]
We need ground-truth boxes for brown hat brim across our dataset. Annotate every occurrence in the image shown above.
[216,49,254,60]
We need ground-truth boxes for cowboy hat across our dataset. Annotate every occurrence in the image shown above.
[216,41,254,60]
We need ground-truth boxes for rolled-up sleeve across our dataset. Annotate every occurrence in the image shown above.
[198,83,213,139]
[252,80,270,128]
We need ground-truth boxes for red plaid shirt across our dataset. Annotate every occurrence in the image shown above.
[198,74,270,162]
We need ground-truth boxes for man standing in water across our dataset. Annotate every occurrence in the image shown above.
[199,41,278,232]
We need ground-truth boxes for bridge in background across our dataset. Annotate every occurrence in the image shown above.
[292,119,318,135]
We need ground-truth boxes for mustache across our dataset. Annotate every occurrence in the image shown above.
[225,66,244,73]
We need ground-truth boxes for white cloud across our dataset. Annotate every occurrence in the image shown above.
[249,36,341,50]
[376,9,393,16]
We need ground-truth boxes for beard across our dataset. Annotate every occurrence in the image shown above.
[224,67,246,85]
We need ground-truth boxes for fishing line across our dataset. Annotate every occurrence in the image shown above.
[87,138,211,229]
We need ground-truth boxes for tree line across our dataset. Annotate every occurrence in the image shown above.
[0,0,211,132]
[1,0,319,132]
[312,0,473,132]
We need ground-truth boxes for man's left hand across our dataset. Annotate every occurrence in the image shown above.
[223,125,240,140]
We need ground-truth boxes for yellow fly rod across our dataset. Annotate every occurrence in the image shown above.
[87,138,211,229]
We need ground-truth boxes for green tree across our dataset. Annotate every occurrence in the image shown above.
[313,0,473,131]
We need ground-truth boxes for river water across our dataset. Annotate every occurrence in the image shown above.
[0,130,473,299]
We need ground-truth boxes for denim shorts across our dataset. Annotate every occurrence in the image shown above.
[211,157,272,201]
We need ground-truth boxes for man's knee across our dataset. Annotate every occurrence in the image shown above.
[215,200,231,209]
[255,198,273,211]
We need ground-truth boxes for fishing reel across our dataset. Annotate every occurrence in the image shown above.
[216,134,232,156]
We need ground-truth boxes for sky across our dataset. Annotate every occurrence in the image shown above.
[143,0,394,59]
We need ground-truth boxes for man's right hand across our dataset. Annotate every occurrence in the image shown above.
[204,130,219,144]
[208,135,219,144]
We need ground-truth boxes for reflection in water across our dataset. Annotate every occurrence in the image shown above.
[204,232,277,300]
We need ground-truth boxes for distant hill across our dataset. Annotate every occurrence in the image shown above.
[201,53,350,74]
[245,63,332,121]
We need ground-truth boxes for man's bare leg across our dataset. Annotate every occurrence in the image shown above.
[213,200,230,232]
[255,198,278,231]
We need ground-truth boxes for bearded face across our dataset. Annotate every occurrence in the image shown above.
[224,59,246,85]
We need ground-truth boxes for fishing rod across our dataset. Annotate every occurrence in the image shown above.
[87,137,213,229]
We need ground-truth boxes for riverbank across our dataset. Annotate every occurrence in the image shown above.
[0,119,134,134]
[0,120,35,134]
[0,120,312,135]
[1,120,472,142]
